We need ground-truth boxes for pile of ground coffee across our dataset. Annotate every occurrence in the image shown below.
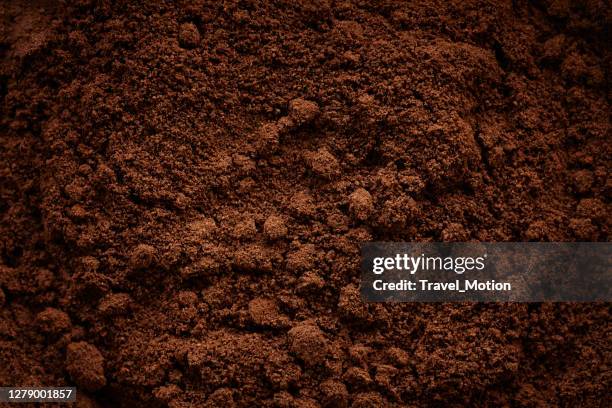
[1,0,610,406]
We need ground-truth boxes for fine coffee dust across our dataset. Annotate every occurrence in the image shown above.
[0,0,610,406]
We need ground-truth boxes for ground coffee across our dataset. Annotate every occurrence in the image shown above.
[0,0,610,406]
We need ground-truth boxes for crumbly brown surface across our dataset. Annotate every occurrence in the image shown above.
[1,0,610,406]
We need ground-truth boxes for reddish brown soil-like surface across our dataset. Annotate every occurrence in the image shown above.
[1,0,611,407]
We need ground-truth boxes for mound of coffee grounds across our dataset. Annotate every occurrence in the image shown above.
[0,0,610,406]
[66,341,106,392]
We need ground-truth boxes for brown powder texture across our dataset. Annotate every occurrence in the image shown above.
[0,0,610,406]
